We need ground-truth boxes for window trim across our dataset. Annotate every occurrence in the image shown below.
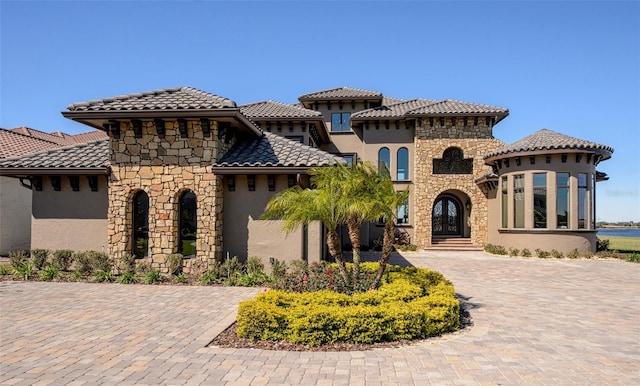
[330,112,351,132]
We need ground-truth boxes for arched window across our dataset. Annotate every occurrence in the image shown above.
[178,190,197,257]
[132,191,149,258]
[397,147,409,180]
[378,147,390,175]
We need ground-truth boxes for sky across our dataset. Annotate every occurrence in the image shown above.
[1,0,638,222]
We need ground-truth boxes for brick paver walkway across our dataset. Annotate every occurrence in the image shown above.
[1,252,638,385]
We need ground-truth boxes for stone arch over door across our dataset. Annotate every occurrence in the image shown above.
[432,190,471,238]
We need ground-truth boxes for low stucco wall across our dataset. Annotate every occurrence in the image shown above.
[493,229,597,255]
[31,176,108,253]
[0,177,31,255]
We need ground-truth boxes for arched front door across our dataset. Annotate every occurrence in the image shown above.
[432,195,462,236]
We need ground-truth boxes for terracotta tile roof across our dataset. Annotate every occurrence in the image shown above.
[382,96,407,105]
[298,87,383,101]
[240,100,323,119]
[71,130,108,143]
[215,132,345,168]
[485,129,614,159]
[9,127,75,145]
[66,86,237,112]
[0,129,62,158]
[0,139,109,170]
[352,98,437,119]
[406,99,508,116]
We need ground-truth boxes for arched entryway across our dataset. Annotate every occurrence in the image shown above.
[432,194,463,237]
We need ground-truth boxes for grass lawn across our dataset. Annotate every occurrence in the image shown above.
[599,236,640,253]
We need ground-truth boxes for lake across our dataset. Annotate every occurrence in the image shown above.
[597,229,640,238]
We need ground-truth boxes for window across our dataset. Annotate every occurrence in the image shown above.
[578,173,588,229]
[397,148,409,180]
[331,112,351,132]
[513,174,524,228]
[591,174,596,229]
[132,191,149,258]
[378,147,390,175]
[285,136,304,144]
[337,153,357,167]
[179,190,197,257]
[533,173,547,228]
[501,176,508,228]
[557,173,570,228]
[397,199,409,224]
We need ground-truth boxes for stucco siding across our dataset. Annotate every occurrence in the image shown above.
[0,177,32,255]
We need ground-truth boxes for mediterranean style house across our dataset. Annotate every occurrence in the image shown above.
[0,86,613,271]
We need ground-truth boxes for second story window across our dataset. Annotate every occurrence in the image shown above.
[331,112,351,132]
[378,147,390,175]
[397,147,409,180]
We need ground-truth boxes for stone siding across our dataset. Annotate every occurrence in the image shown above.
[108,119,228,273]
[413,118,504,248]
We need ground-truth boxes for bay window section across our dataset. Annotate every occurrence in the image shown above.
[578,173,588,229]
[501,176,508,228]
[513,174,525,228]
[533,173,547,228]
[556,173,570,229]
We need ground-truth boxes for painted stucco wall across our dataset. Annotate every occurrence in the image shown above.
[31,175,108,252]
[0,177,32,255]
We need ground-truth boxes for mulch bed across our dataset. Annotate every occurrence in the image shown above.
[208,299,474,351]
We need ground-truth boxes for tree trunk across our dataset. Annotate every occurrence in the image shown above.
[327,229,350,284]
[347,215,362,284]
[373,221,394,288]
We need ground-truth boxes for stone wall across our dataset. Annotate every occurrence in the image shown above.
[108,119,229,272]
[413,117,504,248]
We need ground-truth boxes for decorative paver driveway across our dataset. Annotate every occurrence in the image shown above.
[1,252,638,385]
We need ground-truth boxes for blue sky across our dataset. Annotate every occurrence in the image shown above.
[1,1,638,222]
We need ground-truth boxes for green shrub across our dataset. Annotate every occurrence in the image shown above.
[269,258,287,280]
[198,268,221,285]
[9,250,29,268]
[120,253,137,275]
[596,237,610,252]
[118,271,137,284]
[52,250,74,271]
[31,249,49,269]
[629,253,640,263]
[39,264,60,281]
[237,264,460,346]
[521,248,532,257]
[220,256,243,279]
[70,270,83,281]
[136,261,151,274]
[509,248,520,257]
[484,244,507,255]
[551,249,564,259]
[0,264,11,275]
[173,273,189,284]
[142,269,163,284]
[395,244,418,252]
[73,251,111,274]
[535,249,550,259]
[165,253,184,276]
[567,249,580,259]
[93,269,113,282]
[13,261,34,280]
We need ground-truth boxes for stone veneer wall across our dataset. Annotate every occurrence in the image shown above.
[413,118,504,248]
[108,119,233,273]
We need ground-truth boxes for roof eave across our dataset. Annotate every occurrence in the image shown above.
[0,167,110,177]
[484,147,613,164]
[211,166,316,175]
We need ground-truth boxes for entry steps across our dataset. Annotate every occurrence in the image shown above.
[428,237,481,251]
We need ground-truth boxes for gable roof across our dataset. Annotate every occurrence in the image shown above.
[0,128,62,159]
[240,100,323,119]
[298,87,383,101]
[0,139,109,176]
[9,126,108,146]
[352,98,437,120]
[406,99,509,117]
[66,86,237,112]
[213,132,345,173]
[484,129,614,161]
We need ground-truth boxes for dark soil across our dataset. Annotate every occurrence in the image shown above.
[208,298,474,352]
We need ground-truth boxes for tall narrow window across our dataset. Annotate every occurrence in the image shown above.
[533,173,547,228]
[132,191,149,258]
[331,112,351,132]
[513,174,525,228]
[578,173,588,229]
[397,198,409,224]
[557,173,570,229]
[591,174,596,229]
[397,148,409,180]
[501,176,508,228]
[179,190,197,257]
[378,147,390,175]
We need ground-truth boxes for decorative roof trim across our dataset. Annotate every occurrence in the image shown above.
[0,167,109,177]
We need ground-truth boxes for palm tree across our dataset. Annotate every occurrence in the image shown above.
[261,167,350,283]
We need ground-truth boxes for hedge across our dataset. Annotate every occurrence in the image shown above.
[237,264,460,346]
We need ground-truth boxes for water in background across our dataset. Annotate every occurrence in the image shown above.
[597,229,640,238]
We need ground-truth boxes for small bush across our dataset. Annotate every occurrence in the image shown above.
[509,248,520,257]
[9,250,29,268]
[629,253,640,263]
[142,269,163,284]
[52,250,74,271]
[567,249,580,259]
[136,261,151,274]
[173,273,189,284]
[270,259,287,280]
[198,268,221,285]
[551,249,564,259]
[0,264,11,275]
[13,261,34,280]
[521,248,532,257]
[165,253,184,276]
[93,269,113,282]
[118,271,137,284]
[535,249,550,259]
[119,253,137,275]
[220,256,243,279]
[596,238,610,252]
[31,249,49,269]
[70,270,83,281]
[247,257,265,276]
[484,244,507,255]
[39,264,60,281]
[395,244,418,252]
